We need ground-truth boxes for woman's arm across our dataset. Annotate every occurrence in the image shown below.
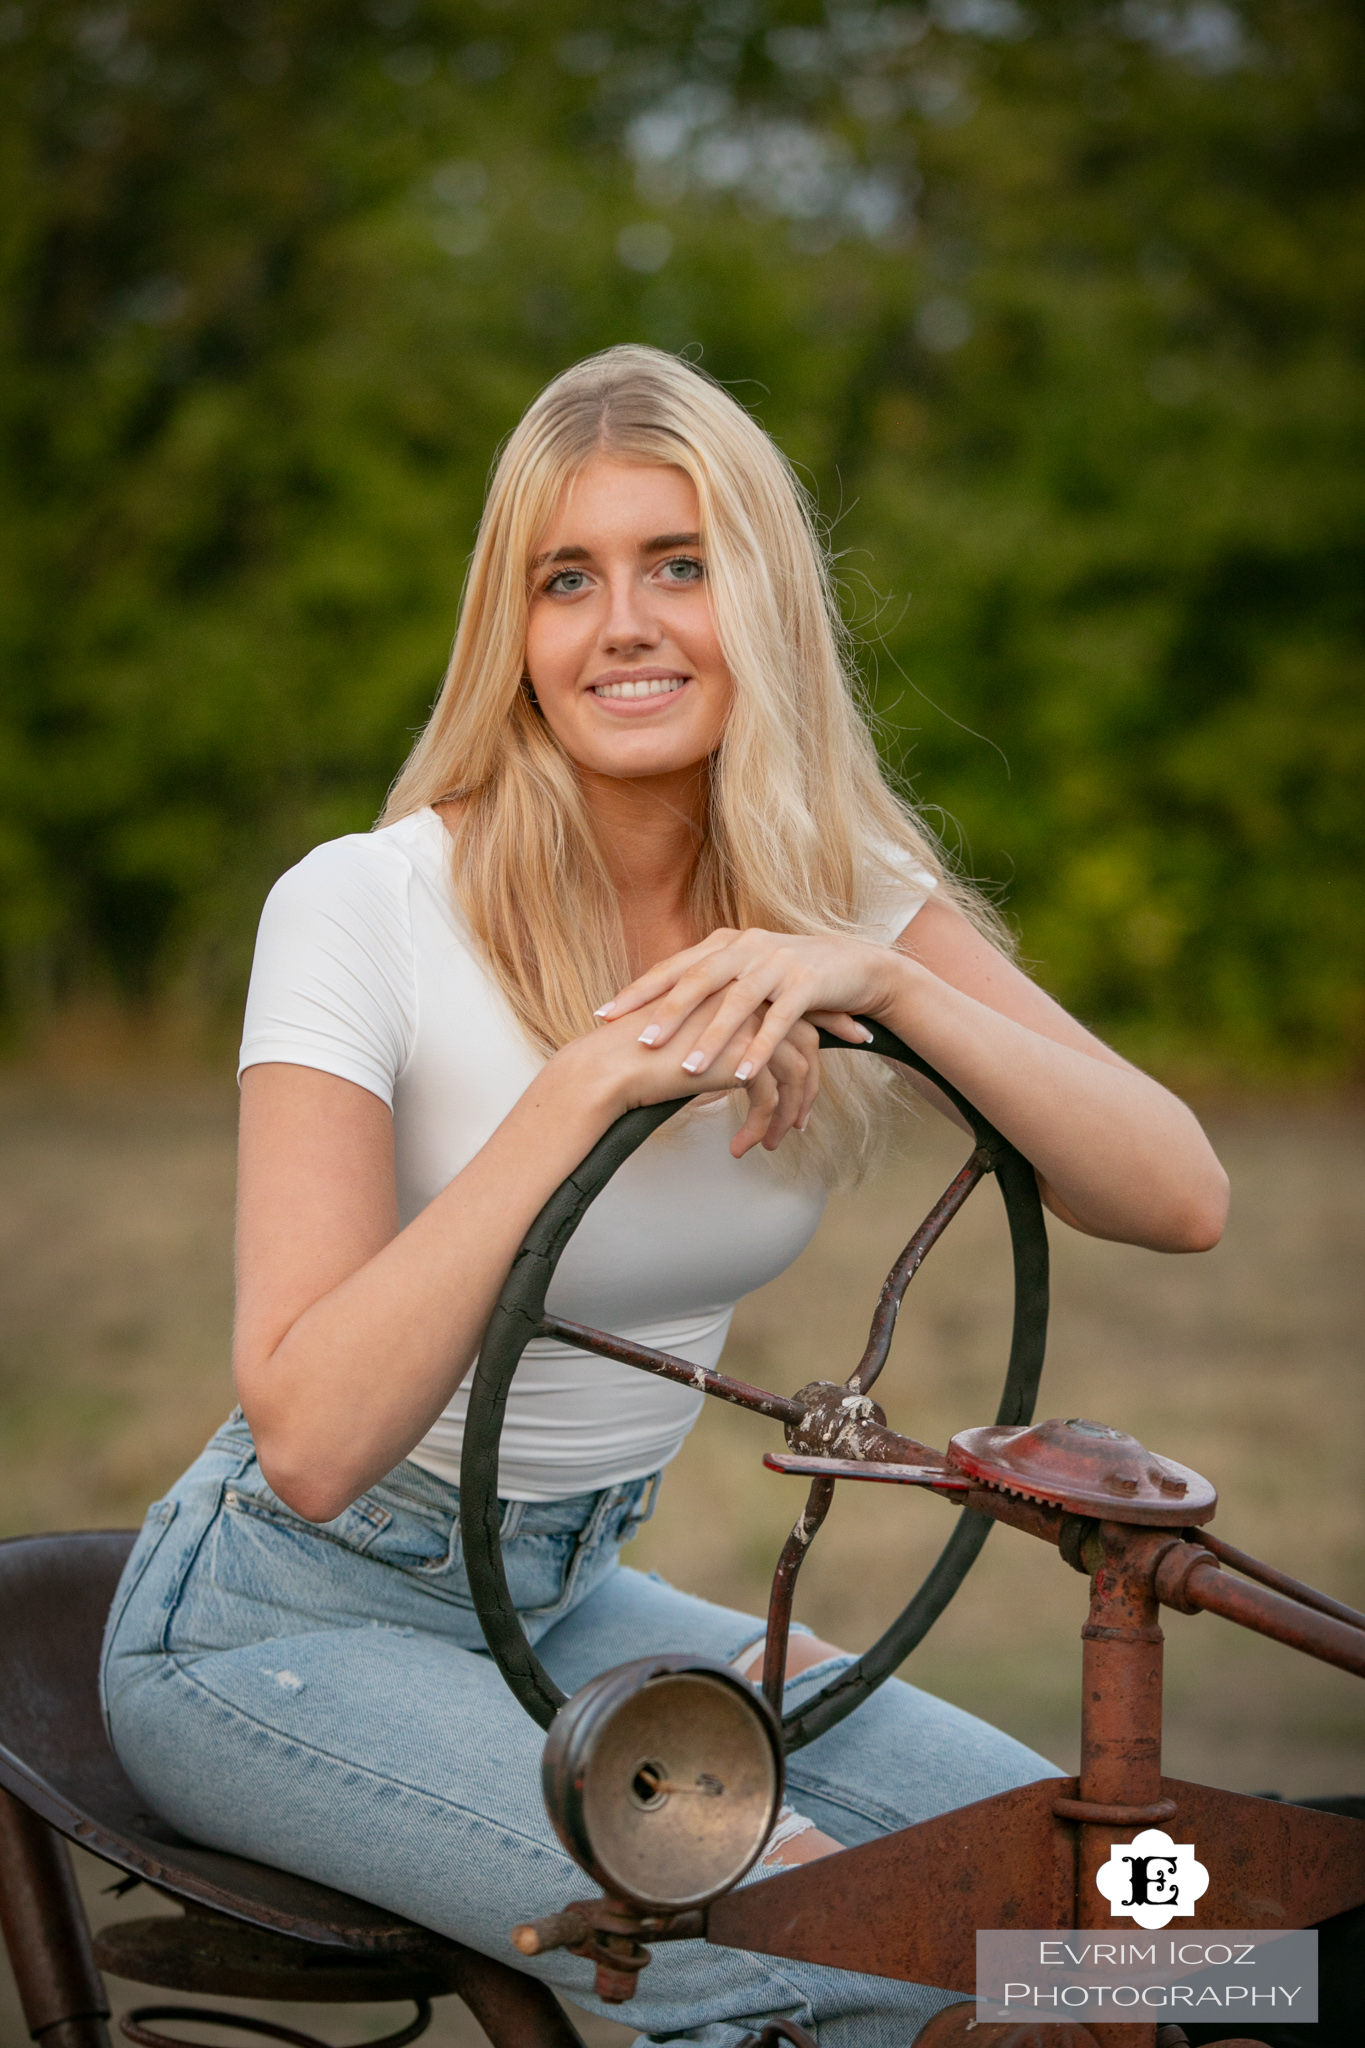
[888,900,1227,1247]
[595,903,1229,1256]
[234,999,825,1523]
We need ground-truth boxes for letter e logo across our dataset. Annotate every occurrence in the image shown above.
[1095,1829,1209,1930]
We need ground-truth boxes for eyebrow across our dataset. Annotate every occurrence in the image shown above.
[530,531,703,569]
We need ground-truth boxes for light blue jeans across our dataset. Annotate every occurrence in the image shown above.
[101,1414,1058,2046]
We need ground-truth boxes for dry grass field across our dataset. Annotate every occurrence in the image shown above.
[1,1071,1361,2046]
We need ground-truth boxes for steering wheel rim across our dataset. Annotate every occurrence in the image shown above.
[459,1020,1049,1750]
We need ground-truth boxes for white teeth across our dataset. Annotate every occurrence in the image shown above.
[593,677,685,699]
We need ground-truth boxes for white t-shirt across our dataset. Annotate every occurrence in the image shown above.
[238,807,934,1499]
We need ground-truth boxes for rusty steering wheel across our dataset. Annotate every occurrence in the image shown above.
[460,1021,1049,1754]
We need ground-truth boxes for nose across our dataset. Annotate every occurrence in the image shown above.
[599,568,662,655]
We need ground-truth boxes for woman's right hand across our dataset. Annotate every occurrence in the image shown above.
[237,998,818,1523]
[555,993,821,1158]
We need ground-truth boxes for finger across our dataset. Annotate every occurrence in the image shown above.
[723,980,828,1083]
[805,1010,877,1045]
[761,1042,809,1151]
[786,1020,822,1133]
[676,975,791,1077]
[730,1068,779,1159]
[596,931,739,1021]
[639,951,773,1051]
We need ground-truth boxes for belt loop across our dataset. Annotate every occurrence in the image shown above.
[639,1471,662,1525]
[499,1499,525,1540]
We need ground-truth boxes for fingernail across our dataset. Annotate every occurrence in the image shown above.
[859,1026,875,1043]
[796,1115,810,1132]
[681,1051,707,1074]
[594,1004,616,1019]
[638,1025,660,1046]
[734,1061,753,1082]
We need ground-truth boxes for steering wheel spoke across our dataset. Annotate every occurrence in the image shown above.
[460,1020,1050,1750]
[539,1314,805,1425]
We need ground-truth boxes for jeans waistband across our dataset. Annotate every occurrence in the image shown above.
[206,1409,661,1540]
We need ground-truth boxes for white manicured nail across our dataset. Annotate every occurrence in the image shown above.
[638,1025,660,1045]
[735,1061,754,1082]
[681,1050,706,1074]
[859,1026,875,1043]
[594,1004,615,1019]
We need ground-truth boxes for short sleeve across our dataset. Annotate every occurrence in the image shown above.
[861,844,939,946]
[238,834,417,1108]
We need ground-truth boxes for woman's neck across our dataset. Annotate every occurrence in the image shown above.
[579,763,709,975]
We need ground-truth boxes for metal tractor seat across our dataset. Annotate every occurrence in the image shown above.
[0,1529,587,2048]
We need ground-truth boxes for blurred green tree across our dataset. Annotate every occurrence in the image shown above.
[0,0,1360,1076]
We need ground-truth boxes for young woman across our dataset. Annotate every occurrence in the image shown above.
[101,346,1228,2046]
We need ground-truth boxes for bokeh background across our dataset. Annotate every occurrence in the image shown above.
[1,3,1362,2043]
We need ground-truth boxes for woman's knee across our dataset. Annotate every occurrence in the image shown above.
[731,1632,847,1682]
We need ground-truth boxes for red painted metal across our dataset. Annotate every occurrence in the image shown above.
[948,1418,1216,1526]
[525,1413,1364,2048]
[705,1770,1365,1968]
[1151,1778,1365,1927]
[706,1777,1077,1990]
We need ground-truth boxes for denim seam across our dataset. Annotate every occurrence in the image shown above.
[157,1458,252,1656]
[781,1767,919,1838]
[99,1501,180,1741]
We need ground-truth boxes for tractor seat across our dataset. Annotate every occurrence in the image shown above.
[0,1530,585,2048]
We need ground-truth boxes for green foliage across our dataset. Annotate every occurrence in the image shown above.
[0,0,1361,1075]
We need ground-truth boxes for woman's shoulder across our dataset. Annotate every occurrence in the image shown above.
[265,809,443,920]
[241,818,441,1100]
[861,838,939,945]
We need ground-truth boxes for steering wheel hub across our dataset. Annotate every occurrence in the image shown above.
[947,1416,1217,1525]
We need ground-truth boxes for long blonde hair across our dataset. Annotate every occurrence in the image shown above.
[383,345,1007,1179]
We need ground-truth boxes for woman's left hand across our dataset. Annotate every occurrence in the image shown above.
[595,928,893,1085]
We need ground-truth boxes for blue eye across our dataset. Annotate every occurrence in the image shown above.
[660,556,704,583]
[545,568,588,594]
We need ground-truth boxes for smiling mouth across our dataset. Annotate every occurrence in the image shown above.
[591,676,689,701]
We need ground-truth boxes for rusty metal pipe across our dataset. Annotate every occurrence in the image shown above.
[762,1479,836,1716]
[1165,1551,1365,1678]
[1072,1534,1164,2048]
[1192,1530,1365,1634]
[541,1316,804,1425]
[847,1151,989,1396]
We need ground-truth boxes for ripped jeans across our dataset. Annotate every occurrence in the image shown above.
[101,1414,1058,2047]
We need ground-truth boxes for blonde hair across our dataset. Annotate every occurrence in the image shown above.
[383,345,1007,1180]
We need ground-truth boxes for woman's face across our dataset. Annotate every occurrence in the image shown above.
[524,457,733,784]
